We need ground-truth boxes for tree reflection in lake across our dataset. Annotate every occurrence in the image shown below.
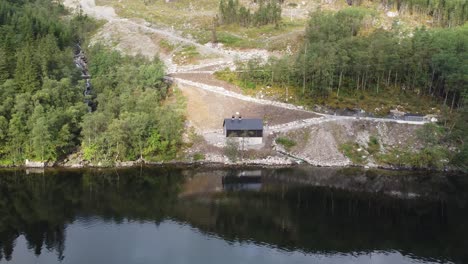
[0,167,467,264]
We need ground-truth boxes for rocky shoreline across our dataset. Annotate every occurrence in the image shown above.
[0,156,458,173]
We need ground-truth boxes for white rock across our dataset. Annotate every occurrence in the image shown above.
[387,11,398,17]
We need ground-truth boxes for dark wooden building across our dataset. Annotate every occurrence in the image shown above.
[223,118,263,138]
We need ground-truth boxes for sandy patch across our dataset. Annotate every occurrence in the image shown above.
[63,0,116,20]
[178,83,317,131]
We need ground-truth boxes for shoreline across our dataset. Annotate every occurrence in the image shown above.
[0,160,460,174]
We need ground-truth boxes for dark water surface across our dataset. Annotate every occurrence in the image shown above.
[0,167,467,264]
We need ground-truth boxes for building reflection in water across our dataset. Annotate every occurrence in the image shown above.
[222,170,263,192]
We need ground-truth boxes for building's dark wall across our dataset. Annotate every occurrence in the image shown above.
[226,130,263,137]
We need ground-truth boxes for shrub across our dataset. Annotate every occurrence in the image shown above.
[339,142,366,164]
[416,123,445,146]
[224,137,239,162]
[276,137,297,151]
[375,146,450,169]
[193,153,205,161]
[83,144,98,162]
[367,135,380,154]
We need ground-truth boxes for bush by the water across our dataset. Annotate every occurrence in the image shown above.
[276,137,297,151]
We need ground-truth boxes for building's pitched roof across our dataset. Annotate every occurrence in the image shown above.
[223,118,263,130]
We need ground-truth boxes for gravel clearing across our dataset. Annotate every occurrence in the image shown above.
[178,81,318,131]
[64,0,430,167]
[274,119,424,167]
[63,0,116,20]
[173,77,321,114]
[178,79,316,133]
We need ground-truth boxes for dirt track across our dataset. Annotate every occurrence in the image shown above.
[64,0,322,133]
[172,72,243,93]
[179,81,317,130]
[63,0,429,166]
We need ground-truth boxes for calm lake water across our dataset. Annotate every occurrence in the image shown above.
[0,166,467,264]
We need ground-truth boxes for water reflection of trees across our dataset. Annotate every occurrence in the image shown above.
[176,171,468,264]
[0,169,81,261]
[0,168,185,261]
[0,168,467,263]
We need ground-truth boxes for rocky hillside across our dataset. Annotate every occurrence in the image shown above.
[274,119,423,167]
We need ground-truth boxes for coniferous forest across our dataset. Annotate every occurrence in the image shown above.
[219,0,282,27]
[0,0,466,169]
[234,8,467,108]
[0,0,184,165]
[224,5,467,170]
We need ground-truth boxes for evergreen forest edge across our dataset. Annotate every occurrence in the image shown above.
[215,0,468,170]
[0,0,185,166]
[0,0,466,170]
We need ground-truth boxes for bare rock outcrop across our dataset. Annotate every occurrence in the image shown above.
[275,119,421,167]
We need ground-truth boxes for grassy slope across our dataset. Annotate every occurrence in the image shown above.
[97,0,307,50]
[214,69,442,116]
[97,0,434,51]
[96,0,442,115]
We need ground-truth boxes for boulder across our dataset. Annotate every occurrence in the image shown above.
[25,159,45,168]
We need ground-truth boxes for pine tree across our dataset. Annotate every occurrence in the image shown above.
[31,116,54,161]
[0,49,10,83]
[15,45,40,93]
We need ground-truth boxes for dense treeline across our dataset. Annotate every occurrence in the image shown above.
[236,8,467,108]
[219,0,282,27]
[232,8,467,169]
[348,0,468,27]
[0,0,184,165]
[0,0,92,164]
[81,46,185,163]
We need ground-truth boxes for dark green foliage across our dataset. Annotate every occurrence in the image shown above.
[80,46,184,163]
[0,0,92,164]
[224,136,240,162]
[416,123,445,146]
[275,137,297,151]
[232,9,467,168]
[367,136,380,155]
[14,44,40,92]
[193,152,205,161]
[0,48,10,82]
[235,8,467,106]
[219,0,281,27]
[0,0,184,164]
[339,142,366,164]
[235,56,273,88]
[376,146,450,169]
[372,123,451,169]
[349,0,468,27]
